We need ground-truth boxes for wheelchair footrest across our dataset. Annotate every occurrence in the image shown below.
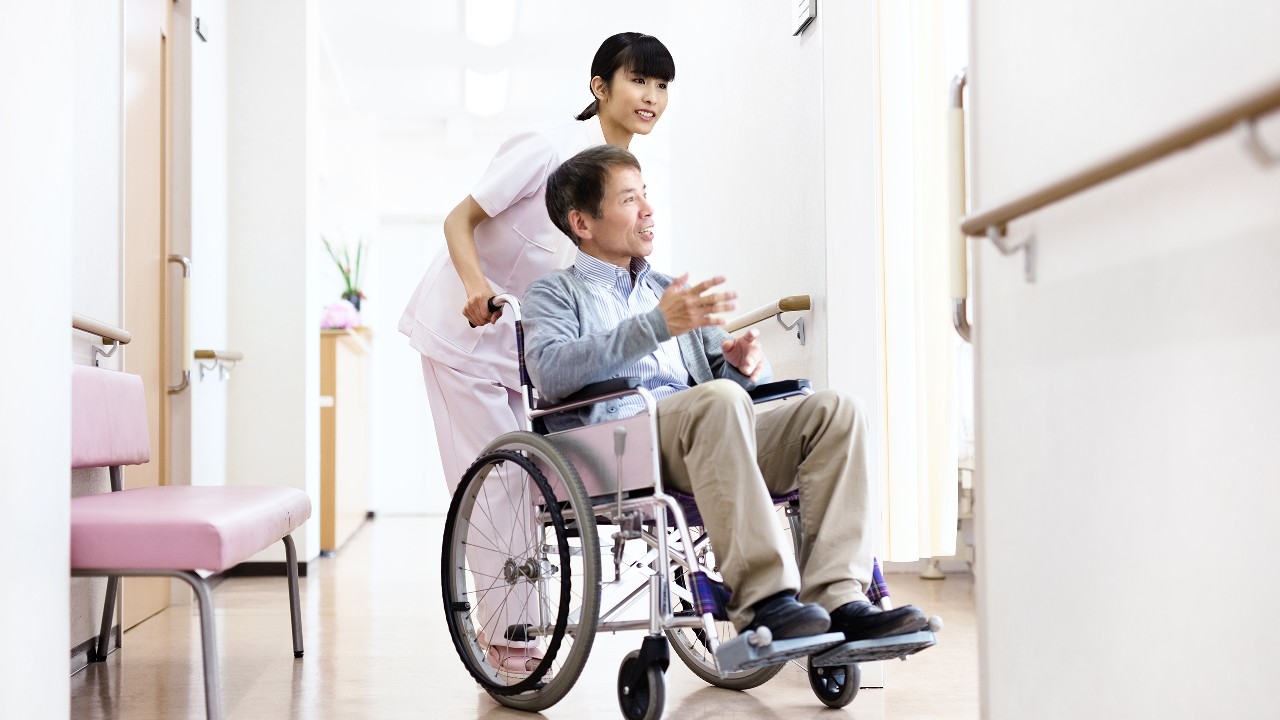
[810,630,938,667]
[716,631,845,673]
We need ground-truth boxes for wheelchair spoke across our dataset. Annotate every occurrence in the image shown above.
[442,435,601,712]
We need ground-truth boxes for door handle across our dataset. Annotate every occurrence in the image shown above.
[167,255,192,394]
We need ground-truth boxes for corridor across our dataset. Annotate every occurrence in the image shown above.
[70,517,978,719]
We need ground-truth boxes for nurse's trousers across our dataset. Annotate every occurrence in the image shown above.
[422,356,537,647]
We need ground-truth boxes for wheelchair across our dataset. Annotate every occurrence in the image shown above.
[441,295,938,719]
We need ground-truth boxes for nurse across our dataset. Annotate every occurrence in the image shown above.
[398,32,674,675]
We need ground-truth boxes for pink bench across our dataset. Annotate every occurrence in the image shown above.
[71,364,311,720]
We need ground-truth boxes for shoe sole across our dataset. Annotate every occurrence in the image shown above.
[810,629,937,667]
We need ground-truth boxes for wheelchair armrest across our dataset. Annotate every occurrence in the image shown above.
[749,379,813,404]
[535,377,643,411]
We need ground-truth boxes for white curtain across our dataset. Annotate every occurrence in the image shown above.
[874,0,969,561]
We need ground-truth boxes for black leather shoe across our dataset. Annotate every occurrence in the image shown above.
[748,594,831,640]
[829,601,929,641]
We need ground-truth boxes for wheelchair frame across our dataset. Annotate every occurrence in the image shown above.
[440,295,930,719]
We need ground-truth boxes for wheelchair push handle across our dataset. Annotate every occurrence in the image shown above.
[468,295,519,327]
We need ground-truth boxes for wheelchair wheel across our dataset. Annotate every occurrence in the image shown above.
[441,431,601,712]
[617,649,665,720]
[665,536,784,690]
[807,658,860,708]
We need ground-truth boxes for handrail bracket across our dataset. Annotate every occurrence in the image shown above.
[1238,118,1279,168]
[986,225,1037,283]
[92,341,121,367]
[775,313,807,346]
[196,350,243,382]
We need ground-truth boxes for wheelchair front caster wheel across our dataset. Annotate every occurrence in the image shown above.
[618,649,665,720]
[808,657,860,708]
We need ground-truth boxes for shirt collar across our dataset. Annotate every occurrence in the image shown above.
[585,114,607,148]
[573,250,652,292]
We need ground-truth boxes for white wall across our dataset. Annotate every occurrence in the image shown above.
[188,0,231,488]
[664,4,829,384]
[971,1,1280,717]
[367,217,445,514]
[663,1,884,491]
[0,4,74,717]
[67,0,123,660]
[226,0,322,561]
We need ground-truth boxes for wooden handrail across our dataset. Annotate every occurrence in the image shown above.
[960,78,1280,236]
[726,295,811,333]
[72,313,131,345]
[194,349,244,363]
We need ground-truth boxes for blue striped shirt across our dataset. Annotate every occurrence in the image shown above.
[571,250,689,417]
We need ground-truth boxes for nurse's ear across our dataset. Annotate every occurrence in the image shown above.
[590,75,608,101]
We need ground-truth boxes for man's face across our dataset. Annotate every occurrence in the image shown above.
[577,165,654,267]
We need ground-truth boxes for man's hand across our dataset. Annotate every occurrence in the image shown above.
[659,274,738,336]
[721,328,766,382]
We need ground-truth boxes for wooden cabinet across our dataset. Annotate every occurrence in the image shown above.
[320,328,371,553]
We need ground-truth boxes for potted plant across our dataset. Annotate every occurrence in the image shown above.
[322,235,369,311]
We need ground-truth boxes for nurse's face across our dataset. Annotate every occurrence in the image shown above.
[577,165,654,268]
[595,66,668,140]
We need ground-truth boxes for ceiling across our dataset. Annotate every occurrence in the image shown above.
[315,0,675,136]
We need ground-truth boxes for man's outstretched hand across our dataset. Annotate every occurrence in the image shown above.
[722,328,765,382]
[659,273,738,336]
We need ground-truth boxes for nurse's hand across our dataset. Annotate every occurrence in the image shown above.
[659,274,737,336]
[464,291,502,327]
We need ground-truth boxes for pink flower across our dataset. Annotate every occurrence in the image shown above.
[321,299,361,329]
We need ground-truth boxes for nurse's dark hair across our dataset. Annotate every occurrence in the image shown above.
[575,33,675,121]
[545,145,643,246]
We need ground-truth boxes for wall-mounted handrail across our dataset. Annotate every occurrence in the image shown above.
[194,349,243,382]
[949,70,971,343]
[726,295,811,333]
[960,78,1280,237]
[193,350,243,363]
[72,313,132,345]
[73,313,131,368]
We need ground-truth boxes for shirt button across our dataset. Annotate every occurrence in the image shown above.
[608,407,617,413]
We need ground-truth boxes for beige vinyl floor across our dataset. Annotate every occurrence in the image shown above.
[70,516,978,719]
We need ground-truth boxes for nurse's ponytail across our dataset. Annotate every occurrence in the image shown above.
[575,32,675,121]
[576,99,600,122]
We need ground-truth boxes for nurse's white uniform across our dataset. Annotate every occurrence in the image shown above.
[399,115,607,643]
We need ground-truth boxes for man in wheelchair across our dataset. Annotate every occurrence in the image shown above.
[522,144,930,644]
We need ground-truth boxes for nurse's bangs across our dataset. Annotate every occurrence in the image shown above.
[616,36,676,82]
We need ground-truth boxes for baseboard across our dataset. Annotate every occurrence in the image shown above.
[69,628,119,676]
[883,558,973,575]
[219,560,309,579]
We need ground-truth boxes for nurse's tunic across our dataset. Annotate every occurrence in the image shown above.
[398,116,608,389]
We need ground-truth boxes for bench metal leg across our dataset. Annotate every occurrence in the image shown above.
[283,534,304,658]
[75,543,303,720]
[94,575,121,661]
[172,570,223,720]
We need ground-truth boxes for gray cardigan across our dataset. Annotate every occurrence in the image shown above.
[522,266,771,431]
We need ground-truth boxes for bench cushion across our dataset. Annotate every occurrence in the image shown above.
[71,486,312,572]
[71,365,150,469]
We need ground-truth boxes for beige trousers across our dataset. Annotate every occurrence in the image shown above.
[656,379,874,629]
